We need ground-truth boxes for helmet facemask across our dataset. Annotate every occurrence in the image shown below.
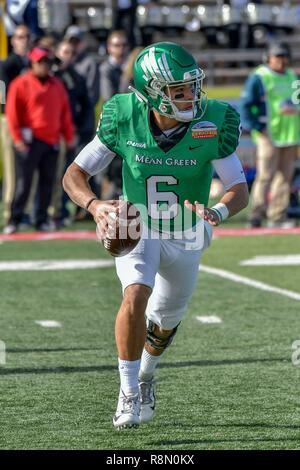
[132,42,207,122]
[150,74,207,122]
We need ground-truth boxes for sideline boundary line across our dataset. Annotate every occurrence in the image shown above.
[200,265,300,301]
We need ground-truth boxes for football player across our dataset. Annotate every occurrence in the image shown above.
[63,42,249,429]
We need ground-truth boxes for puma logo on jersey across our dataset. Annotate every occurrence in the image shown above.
[127,140,147,148]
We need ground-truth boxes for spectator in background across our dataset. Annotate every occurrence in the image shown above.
[64,25,100,108]
[240,42,300,228]
[4,47,74,234]
[0,24,31,225]
[64,25,100,221]
[55,40,94,152]
[0,25,30,89]
[38,34,59,55]
[99,30,130,199]
[51,40,95,226]
[100,30,129,102]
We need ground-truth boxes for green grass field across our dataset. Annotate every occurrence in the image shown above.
[1,227,300,450]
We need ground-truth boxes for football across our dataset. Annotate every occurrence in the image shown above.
[97,201,141,257]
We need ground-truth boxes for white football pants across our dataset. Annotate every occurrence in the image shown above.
[115,223,212,330]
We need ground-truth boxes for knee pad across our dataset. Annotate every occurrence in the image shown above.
[146,320,180,351]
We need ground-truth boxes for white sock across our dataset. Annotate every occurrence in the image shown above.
[139,349,162,382]
[118,358,140,396]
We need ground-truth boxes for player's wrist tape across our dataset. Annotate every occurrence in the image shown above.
[210,203,229,222]
[86,197,98,210]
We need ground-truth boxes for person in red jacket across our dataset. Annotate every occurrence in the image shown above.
[4,46,75,233]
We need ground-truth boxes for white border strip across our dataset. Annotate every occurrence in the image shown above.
[200,265,300,301]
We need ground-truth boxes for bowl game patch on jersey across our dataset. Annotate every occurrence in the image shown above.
[192,121,218,139]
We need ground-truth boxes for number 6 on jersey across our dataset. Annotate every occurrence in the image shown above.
[146,175,179,220]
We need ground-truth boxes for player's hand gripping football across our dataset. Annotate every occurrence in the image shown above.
[88,200,120,239]
[184,200,221,226]
[91,199,141,257]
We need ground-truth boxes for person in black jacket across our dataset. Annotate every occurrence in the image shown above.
[98,30,129,199]
[54,40,94,150]
[99,30,129,103]
[51,39,95,225]
[64,25,100,109]
[0,25,30,104]
[0,24,31,225]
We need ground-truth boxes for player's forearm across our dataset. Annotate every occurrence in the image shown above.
[218,182,249,218]
[63,162,97,210]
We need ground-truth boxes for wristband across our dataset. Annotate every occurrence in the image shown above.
[86,197,98,210]
[210,203,229,222]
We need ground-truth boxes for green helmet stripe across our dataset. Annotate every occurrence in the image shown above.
[144,51,159,80]
[157,56,170,82]
[161,53,174,81]
[148,47,162,80]
[141,60,151,81]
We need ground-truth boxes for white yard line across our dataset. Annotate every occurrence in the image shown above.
[240,255,300,266]
[196,315,222,324]
[200,265,300,302]
[35,320,62,328]
[0,260,115,271]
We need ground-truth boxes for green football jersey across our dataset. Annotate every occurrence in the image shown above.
[97,93,240,233]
